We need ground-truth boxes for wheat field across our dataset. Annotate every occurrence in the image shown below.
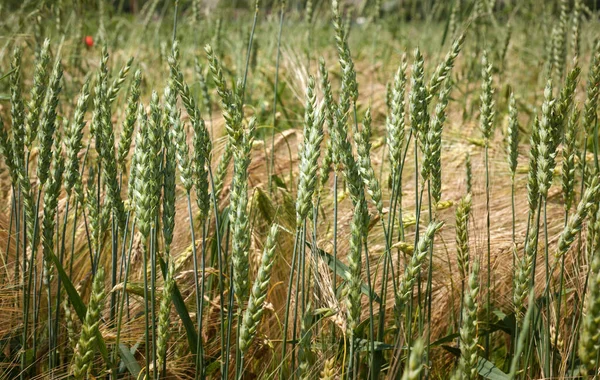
[1,0,600,379]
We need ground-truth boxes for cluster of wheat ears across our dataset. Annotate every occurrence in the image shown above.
[2,0,600,379]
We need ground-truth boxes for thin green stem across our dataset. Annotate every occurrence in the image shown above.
[363,239,375,378]
[22,187,42,379]
[291,226,304,375]
[543,197,550,376]
[484,142,491,357]
[150,225,158,380]
[142,236,151,377]
[186,193,203,378]
[208,166,225,377]
[425,180,434,367]
[279,228,300,378]
[268,4,284,193]
[241,3,258,99]
[115,217,136,363]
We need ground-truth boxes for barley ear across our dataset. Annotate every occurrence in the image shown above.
[205,43,243,144]
[423,80,451,204]
[213,141,233,201]
[63,298,77,352]
[401,339,425,380]
[526,117,540,214]
[231,119,255,307]
[65,78,91,196]
[25,38,51,150]
[162,130,177,251]
[107,56,134,104]
[553,65,580,141]
[453,260,480,380]
[239,224,279,354]
[157,258,175,376]
[93,46,126,230]
[582,42,600,135]
[455,194,472,282]
[10,46,25,170]
[0,116,17,184]
[296,75,324,226]
[117,69,142,173]
[134,94,163,237]
[193,117,211,220]
[562,108,579,213]
[346,198,366,337]
[318,58,337,187]
[37,57,63,187]
[579,203,600,372]
[194,60,213,120]
[465,152,472,194]
[387,54,407,178]
[409,48,428,150]
[479,50,495,143]
[320,357,336,379]
[571,0,582,59]
[41,141,64,267]
[513,226,538,326]
[536,79,556,199]
[551,0,568,80]
[556,177,600,260]
[395,221,444,325]
[507,92,519,181]
[41,140,64,299]
[428,32,465,99]
[72,268,106,379]
[164,82,193,193]
[354,109,381,211]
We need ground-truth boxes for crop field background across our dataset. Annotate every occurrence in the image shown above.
[1,0,600,378]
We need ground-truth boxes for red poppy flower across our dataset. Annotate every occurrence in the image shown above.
[84,36,94,47]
